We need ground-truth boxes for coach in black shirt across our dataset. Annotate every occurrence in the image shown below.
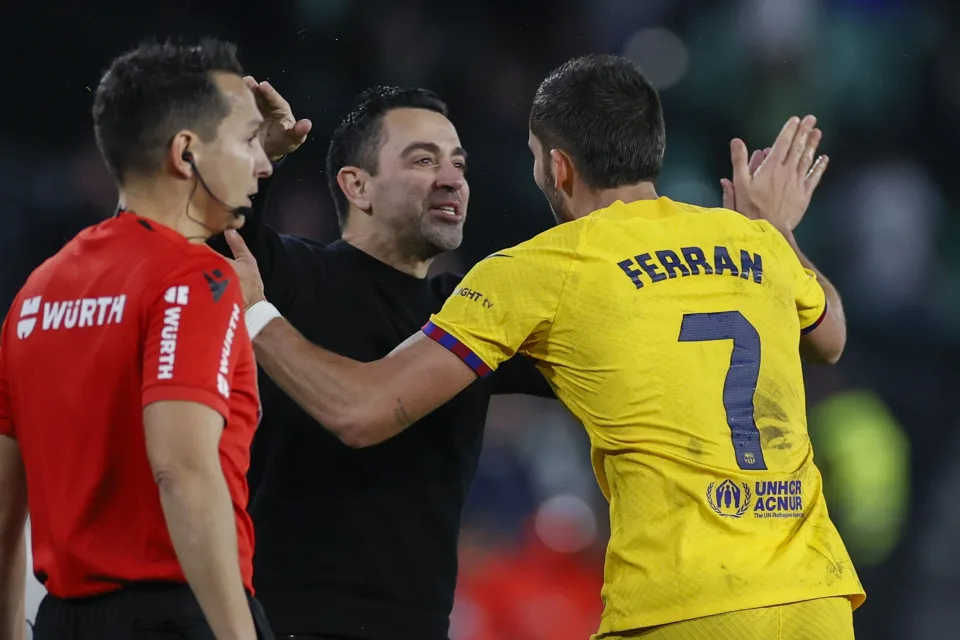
[213,83,553,639]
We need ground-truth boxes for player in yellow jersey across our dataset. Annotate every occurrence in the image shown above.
[228,54,865,639]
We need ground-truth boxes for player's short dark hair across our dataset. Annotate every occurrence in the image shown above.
[93,38,244,183]
[529,54,666,189]
[326,86,449,226]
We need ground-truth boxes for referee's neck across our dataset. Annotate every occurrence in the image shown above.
[118,180,211,243]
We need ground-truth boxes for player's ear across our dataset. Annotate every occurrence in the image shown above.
[170,131,198,180]
[337,166,372,213]
[550,148,575,196]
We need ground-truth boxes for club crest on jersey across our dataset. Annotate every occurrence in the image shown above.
[706,480,751,518]
[707,478,804,520]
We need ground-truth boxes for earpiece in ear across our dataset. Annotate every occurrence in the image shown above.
[182,150,193,163]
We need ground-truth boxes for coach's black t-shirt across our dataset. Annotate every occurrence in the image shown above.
[210,175,553,639]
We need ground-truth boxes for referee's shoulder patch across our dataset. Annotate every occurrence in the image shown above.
[203,269,231,303]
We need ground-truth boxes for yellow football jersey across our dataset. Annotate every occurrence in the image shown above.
[425,197,865,635]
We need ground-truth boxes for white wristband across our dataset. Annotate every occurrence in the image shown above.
[245,300,282,340]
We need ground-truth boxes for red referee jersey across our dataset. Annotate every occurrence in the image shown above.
[0,212,260,598]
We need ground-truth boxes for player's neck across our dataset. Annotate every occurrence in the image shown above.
[341,224,433,279]
[118,178,212,244]
[575,182,659,219]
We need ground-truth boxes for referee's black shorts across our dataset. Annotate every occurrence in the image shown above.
[32,581,274,639]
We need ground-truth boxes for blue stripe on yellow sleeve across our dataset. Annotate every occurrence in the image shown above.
[421,321,493,378]
[801,302,828,336]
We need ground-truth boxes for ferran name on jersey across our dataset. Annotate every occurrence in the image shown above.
[706,478,804,520]
[617,245,763,290]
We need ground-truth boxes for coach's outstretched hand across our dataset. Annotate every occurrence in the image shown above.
[724,115,828,232]
[244,76,312,161]
[224,229,266,310]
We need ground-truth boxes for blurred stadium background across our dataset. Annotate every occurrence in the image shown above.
[5,0,959,638]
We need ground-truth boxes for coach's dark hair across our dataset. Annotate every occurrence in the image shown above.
[326,86,449,227]
[92,38,244,183]
[530,54,666,189]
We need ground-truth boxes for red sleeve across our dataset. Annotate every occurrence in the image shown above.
[0,319,13,439]
[141,255,248,421]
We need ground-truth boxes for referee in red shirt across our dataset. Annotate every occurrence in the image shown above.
[0,39,305,640]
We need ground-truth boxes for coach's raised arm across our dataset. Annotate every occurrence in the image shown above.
[208,76,311,308]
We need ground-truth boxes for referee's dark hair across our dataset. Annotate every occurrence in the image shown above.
[326,86,449,228]
[530,54,666,189]
[93,38,244,184]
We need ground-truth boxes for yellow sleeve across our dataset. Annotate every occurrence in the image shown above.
[763,223,827,333]
[423,231,578,377]
[796,266,828,334]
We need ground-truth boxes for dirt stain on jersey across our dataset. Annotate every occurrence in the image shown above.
[755,378,793,450]
[687,437,705,456]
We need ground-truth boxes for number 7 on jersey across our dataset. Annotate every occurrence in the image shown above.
[678,311,767,471]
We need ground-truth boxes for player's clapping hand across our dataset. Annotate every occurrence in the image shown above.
[244,76,312,161]
[725,115,828,232]
[720,147,769,211]
[224,229,266,310]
